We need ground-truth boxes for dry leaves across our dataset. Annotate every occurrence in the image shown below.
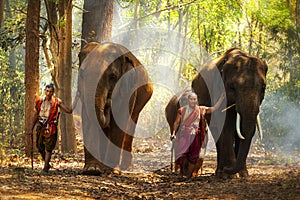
[0,137,299,199]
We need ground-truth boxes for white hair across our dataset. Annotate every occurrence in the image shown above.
[188,92,197,99]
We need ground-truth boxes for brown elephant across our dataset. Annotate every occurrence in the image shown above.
[77,42,153,175]
[166,48,268,177]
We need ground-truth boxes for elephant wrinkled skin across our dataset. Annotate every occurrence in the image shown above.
[77,42,153,175]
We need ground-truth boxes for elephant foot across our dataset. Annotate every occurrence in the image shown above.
[215,171,238,179]
[222,167,249,178]
[223,166,238,175]
[82,162,112,175]
[215,169,238,179]
[238,169,249,177]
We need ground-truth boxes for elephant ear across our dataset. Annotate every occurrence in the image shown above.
[261,60,268,75]
[118,55,137,97]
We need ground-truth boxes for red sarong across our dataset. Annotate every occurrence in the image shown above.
[174,106,207,165]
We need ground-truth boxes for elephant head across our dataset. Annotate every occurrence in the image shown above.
[219,49,267,139]
[192,48,268,177]
[95,51,137,129]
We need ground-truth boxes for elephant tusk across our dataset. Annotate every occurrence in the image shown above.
[236,113,245,140]
[256,114,263,140]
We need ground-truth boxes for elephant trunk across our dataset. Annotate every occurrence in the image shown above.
[236,113,261,140]
[226,115,257,175]
[96,98,112,129]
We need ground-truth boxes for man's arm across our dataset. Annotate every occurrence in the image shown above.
[58,100,72,114]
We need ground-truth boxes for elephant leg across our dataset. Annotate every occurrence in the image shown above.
[119,134,133,170]
[83,147,111,175]
[224,138,252,176]
[103,128,123,170]
[234,137,240,160]
[216,124,236,178]
[209,126,222,175]
[215,138,222,176]
[234,137,248,177]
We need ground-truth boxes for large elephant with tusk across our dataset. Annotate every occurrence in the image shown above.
[191,48,268,177]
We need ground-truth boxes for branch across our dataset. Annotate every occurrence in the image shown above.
[119,0,197,29]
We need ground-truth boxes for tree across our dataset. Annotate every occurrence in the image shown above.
[57,0,76,153]
[24,0,40,156]
[43,0,76,153]
[80,0,114,49]
[0,0,4,27]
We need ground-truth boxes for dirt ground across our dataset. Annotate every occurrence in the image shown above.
[0,138,299,200]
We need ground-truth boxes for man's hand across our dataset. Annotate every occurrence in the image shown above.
[170,133,176,141]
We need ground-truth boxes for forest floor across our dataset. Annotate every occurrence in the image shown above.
[0,137,299,200]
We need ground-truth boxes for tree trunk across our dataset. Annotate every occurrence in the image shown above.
[5,0,20,142]
[178,8,189,83]
[44,0,76,153]
[0,0,4,27]
[176,8,183,81]
[44,0,59,89]
[81,0,114,49]
[197,4,201,54]
[296,0,300,26]
[57,0,76,153]
[133,0,140,56]
[25,0,40,156]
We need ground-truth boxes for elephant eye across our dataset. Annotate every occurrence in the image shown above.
[109,74,117,82]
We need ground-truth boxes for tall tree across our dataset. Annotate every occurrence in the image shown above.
[297,0,300,25]
[57,0,76,153]
[24,0,41,156]
[43,0,76,153]
[81,0,114,49]
[0,0,4,27]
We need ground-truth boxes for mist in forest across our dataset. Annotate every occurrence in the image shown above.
[260,92,300,162]
[112,6,211,140]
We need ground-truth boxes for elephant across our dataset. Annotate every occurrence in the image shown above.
[165,88,192,133]
[77,42,153,175]
[165,48,268,177]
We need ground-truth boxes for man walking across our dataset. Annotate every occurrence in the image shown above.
[32,83,72,174]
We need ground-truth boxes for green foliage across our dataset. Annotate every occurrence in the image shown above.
[0,0,27,51]
[0,49,25,155]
